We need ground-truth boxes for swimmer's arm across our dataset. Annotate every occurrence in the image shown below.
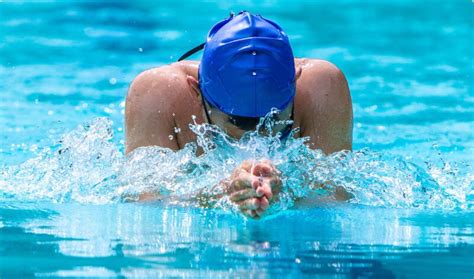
[302,181,353,204]
[191,157,353,207]
[124,184,224,205]
[292,62,353,204]
[195,184,226,208]
[193,171,352,210]
[124,188,220,204]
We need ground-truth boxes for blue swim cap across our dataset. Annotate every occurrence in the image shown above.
[198,12,295,118]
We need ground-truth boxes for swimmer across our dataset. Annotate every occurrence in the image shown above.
[125,12,353,217]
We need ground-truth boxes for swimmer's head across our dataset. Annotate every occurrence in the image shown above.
[200,11,295,118]
[181,11,296,118]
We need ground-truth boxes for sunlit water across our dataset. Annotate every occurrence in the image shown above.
[1,1,473,278]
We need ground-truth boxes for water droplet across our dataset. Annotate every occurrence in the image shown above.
[172,113,176,117]
[47,110,54,116]
[109,78,117,85]
[174,127,181,134]
[138,47,143,52]
[252,51,256,55]
[252,71,257,76]
[168,135,174,140]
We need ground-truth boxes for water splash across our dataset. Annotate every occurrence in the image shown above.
[0,117,472,212]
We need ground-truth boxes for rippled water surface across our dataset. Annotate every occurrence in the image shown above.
[0,0,473,277]
[2,203,473,278]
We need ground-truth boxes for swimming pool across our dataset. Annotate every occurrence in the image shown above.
[1,1,473,277]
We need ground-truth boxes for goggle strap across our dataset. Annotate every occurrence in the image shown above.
[177,42,205,61]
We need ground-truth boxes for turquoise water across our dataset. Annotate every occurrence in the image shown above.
[1,1,473,277]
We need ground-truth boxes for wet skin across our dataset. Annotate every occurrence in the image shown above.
[125,58,353,217]
[224,160,282,218]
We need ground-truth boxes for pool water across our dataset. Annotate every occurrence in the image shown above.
[2,203,473,278]
[1,1,473,277]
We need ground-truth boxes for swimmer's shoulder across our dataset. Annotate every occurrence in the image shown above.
[294,58,352,153]
[125,62,202,152]
[296,58,348,100]
[174,60,200,78]
[127,62,198,101]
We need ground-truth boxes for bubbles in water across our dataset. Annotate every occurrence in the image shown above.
[109,78,117,85]
[138,48,143,52]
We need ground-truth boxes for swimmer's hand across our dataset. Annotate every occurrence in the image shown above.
[224,160,282,219]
